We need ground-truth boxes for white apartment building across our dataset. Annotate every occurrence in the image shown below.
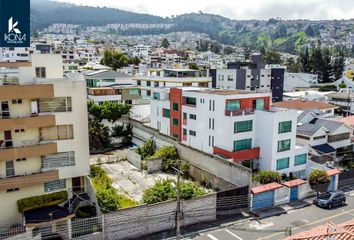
[284,73,318,92]
[0,47,34,62]
[0,54,89,225]
[134,69,211,98]
[149,88,307,177]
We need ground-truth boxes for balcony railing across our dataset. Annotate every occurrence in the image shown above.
[225,108,255,117]
[213,146,260,163]
[0,76,19,85]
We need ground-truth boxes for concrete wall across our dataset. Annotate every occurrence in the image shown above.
[146,158,162,173]
[298,182,316,199]
[126,149,142,170]
[104,194,216,240]
[131,119,252,187]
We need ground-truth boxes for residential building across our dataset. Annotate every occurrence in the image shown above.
[272,99,338,117]
[87,85,144,105]
[133,69,211,98]
[149,87,307,177]
[0,54,90,225]
[326,90,354,115]
[284,73,318,92]
[0,47,33,62]
[85,69,133,88]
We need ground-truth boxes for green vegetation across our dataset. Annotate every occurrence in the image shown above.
[161,38,170,48]
[137,139,156,160]
[148,146,189,174]
[318,84,337,92]
[100,50,140,70]
[111,123,133,145]
[142,179,206,204]
[253,170,281,184]
[90,165,138,211]
[17,191,67,213]
[262,48,282,64]
[338,82,347,88]
[308,170,330,186]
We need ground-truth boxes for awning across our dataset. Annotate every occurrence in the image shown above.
[311,143,336,155]
[24,205,74,227]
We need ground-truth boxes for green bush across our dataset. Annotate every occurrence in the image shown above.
[148,146,189,174]
[17,191,68,213]
[142,179,206,204]
[254,171,281,184]
[308,169,330,185]
[137,140,156,159]
[338,82,347,88]
[318,84,337,92]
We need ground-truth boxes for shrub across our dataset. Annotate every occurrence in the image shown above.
[254,171,281,184]
[308,169,330,185]
[148,146,189,174]
[318,84,337,92]
[142,179,206,204]
[137,140,156,159]
[338,82,347,88]
[17,191,68,213]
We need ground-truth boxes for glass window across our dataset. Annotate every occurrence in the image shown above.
[226,100,240,111]
[129,89,139,95]
[278,139,291,152]
[183,128,187,135]
[163,108,170,118]
[44,179,66,192]
[35,67,46,78]
[184,97,196,106]
[42,152,75,169]
[295,154,307,166]
[189,130,196,136]
[277,157,290,170]
[234,120,253,133]
[256,98,265,110]
[153,92,160,100]
[218,75,224,81]
[190,114,196,120]
[172,103,179,111]
[233,139,252,151]
[279,121,292,133]
[227,75,234,81]
[172,118,179,126]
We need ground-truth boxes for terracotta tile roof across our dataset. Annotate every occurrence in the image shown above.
[335,116,354,127]
[326,168,341,176]
[251,182,283,194]
[284,221,354,240]
[272,100,337,111]
[282,179,306,188]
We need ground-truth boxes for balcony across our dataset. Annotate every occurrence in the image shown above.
[0,84,54,100]
[225,109,255,117]
[0,141,58,161]
[0,170,59,190]
[0,114,56,131]
[213,146,260,163]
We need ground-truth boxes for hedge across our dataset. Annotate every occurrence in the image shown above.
[17,191,68,213]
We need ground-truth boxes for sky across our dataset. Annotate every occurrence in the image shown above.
[56,0,354,20]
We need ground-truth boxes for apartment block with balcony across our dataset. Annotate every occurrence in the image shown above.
[0,54,90,225]
[149,87,307,175]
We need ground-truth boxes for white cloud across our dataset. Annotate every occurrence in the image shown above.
[55,0,354,20]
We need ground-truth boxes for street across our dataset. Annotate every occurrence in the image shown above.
[192,191,354,240]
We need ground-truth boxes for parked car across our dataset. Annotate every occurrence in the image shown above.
[313,191,346,209]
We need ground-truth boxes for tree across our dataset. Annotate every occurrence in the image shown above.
[285,57,300,72]
[223,46,235,55]
[333,51,345,80]
[88,101,131,123]
[100,50,139,70]
[305,25,315,37]
[308,169,330,193]
[210,42,222,54]
[161,38,170,48]
[111,123,133,145]
[88,117,112,149]
[299,47,311,73]
[262,48,282,64]
[188,63,199,70]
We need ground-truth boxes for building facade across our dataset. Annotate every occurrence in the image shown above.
[0,54,89,224]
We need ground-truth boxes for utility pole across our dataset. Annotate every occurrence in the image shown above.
[172,166,183,240]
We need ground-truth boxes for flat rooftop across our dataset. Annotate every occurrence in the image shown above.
[185,88,268,95]
[272,99,337,110]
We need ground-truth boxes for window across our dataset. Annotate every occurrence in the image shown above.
[200,98,205,104]
[172,103,179,111]
[234,120,253,133]
[255,98,265,110]
[279,121,292,133]
[172,118,179,126]
[233,139,252,151]
[218,75,224,81]
[189,130,196,136]
[295,154,307,166]
[6,160,14,177]
[226,100,240,111]
[14,129,25,133]
[183,128,187,135]
[227,75,234,81]
[183,112,187,119]
[35,67,46,78]
[38,97,72,113]
[44,179,66,192]
[6,188,19,193]
[147,81,151,86]
[137,80,141,86]
[153,92,160,100]
[163,109,170,118]
[40,125,74,141]
[328,133,350,142]
[297,134,310,140]
[172,133,178,140]
[277,157,290,170]
[184,97,196,106]
[190,114,196,120]
[16,158,26,162]
[129,89,139,95]
[42,152,75,169]
[314,135,326,140]
[12,99,22,104]
[146,90,151,96]
[278,139,291,152]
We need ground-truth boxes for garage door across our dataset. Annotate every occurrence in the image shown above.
[252,190,274,210]
[290,186,298,201]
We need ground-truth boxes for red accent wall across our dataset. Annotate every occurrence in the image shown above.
[213,146,260,163]
[226,97,271,111]
[170,88,183,141]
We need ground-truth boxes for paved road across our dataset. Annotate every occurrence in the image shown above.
[192,191,354,240]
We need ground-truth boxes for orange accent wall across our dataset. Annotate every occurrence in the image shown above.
[170,88,183,141]
[213,146,260,163]
[226,97,271,111]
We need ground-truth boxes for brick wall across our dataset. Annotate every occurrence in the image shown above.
[104,194,217,240]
